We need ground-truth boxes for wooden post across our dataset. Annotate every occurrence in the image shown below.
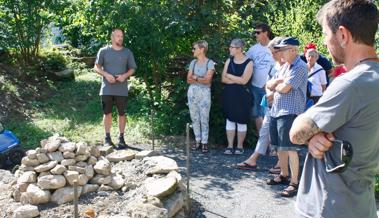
[73,180,79,218]
[185,123,191,213]
[151,108,155,150]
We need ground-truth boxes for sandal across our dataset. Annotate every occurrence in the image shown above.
[202,144,209,153]
[236,162,257,170]
[191,142,200,151]
[224,147,234,155]
[269,166,281,174]
[280,183,298,197]
[266,174,290,185]
[234,148,244,155]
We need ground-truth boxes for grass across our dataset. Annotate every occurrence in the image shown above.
[4,68,154,149]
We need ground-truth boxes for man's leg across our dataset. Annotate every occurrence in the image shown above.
[101,95,114,146]
[115,96,128,148]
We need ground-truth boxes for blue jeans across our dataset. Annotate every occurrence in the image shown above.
[250,85,265,118]
[269,114,300,151]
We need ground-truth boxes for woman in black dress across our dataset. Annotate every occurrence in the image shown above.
[221,39,253,155]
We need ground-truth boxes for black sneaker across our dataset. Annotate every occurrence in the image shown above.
[104,137,114,147]
[117,137,128,149]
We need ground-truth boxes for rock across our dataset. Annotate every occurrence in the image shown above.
[63,151,75,159]
[82,184,99,195]
[19,165,34,172]
[94,158,111,176]
[51,186,83,205]
[37,175,66,190]
[45,138,61,152]
[98,146,114,156]
[145,177,177,199]
[20,184,51,205]
[59,142,76,152]
[76,161,87,168]
[12,189,21,202]
[50,164,67,175]
[16,182,29,193]
[36,153,50,164]
[89,174,111,185]
[163,191,185,218]
[68,166,86,174]
[77,174,89,186]
[21,157,40,167]
[141,196,164,207]
[127,203,168,218]
[89,146,101,157]
[75,155,88,162]
[107,150,136,162]
[47,151,64,162]
[64,171,79,186]
[34,160,58,173]
[85,165,94,179]
[172,210,186,218]
[76,141,88,155]
[39,172,51,177]
[135,150,160,159]
[145,156,179,175]
[109,174,124,190]
[166,171,182,183]
[98,184,113,192]
[61,159,76,166]
[36,147,47,153]
[13,204,39,218]
[17,171,37,183]
[87,156,97,165]
[54,68,74,80]
[40,139,48,148]
[26,150,37,159]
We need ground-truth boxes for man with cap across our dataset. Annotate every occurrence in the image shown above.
[265,37,308,197]
[290,0,379,217]
[246,23,275,131]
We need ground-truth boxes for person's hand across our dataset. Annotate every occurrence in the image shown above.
[105,73,116,83]
[266,91,274,106]
[115,74,127,83]
[275,78,284,85]
[308,132,335,159]
[191,75,198,81]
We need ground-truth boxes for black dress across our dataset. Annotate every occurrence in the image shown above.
[222,57,252,124]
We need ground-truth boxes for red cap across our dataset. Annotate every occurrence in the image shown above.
[304,43,317,55]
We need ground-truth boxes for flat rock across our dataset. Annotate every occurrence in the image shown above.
[163,191,185,218]
[34,161,58,173]
[145,156,179,175]
[26,150,37,159]
[98,184,113,192]
[94,158,111,176]
[61,159,76,166]
[36,153,50,164]
[64,170,79,186]
[17,171,37,183]
[89,174,111,185]
[45,138,61,152]
[106,150,136,162]
[20,184,51,205]
[37,175,66,190]
[135,150,160,159]
[82,184,99,195]
[145,177,177,199]
[50,164,67,175]
[98,146,114,156]
[75,154,89,162]
[68,166,86,174]
[21,157,40,167]
[47,151,64,162]
[63,151,75,159]
[59,142,76,152]
[13,204,40,218]
[51,186,83,205]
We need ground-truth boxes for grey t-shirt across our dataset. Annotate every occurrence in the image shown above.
[188,59,215,88]
[95,46,137,96]
[296,61,379,218]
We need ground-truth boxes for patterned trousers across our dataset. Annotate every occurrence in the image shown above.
[187,85,211,144]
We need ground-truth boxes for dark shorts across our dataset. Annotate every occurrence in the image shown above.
[101,95,128,115]
[269,114,300,151]
[250,85,265,118]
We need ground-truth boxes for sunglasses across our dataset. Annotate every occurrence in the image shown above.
[254,30,263,35]
[324,140,353,173]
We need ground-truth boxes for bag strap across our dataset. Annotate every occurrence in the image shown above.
[308,68,323,79]
[192,59,211,74]
[192,60,197,73]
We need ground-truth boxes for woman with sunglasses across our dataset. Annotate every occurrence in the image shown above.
[222,39,253,155]
[187,40,215,153]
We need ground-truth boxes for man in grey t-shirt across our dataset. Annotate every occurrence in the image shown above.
[94,28,137,148]
[289,1,379,218]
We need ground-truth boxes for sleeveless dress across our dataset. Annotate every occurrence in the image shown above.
[222,57,253,124]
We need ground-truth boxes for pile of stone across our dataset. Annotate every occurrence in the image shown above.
[8,134,187,218]
[11,134,124,206]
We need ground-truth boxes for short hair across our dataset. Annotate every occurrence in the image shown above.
[268,37,285,49]
[255,23,275,40]
[306,48,320,60]
[193,40,208,53]
[111,28,124,36]
[316,0,378,46]
[230,38,246,49]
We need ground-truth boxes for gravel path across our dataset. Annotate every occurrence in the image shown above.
[160,145,379,218]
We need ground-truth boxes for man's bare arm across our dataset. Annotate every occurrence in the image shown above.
[289,113,322,144]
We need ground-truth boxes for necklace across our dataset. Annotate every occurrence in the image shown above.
[353,56,379,68]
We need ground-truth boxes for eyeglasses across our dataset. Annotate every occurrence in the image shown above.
[192,47,196,51]
[229,46,239,49]
[254,30,263,35]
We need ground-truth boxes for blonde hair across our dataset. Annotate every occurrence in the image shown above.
[193,40,209,53]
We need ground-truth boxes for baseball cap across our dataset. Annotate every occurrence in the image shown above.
[273,37,300,48]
